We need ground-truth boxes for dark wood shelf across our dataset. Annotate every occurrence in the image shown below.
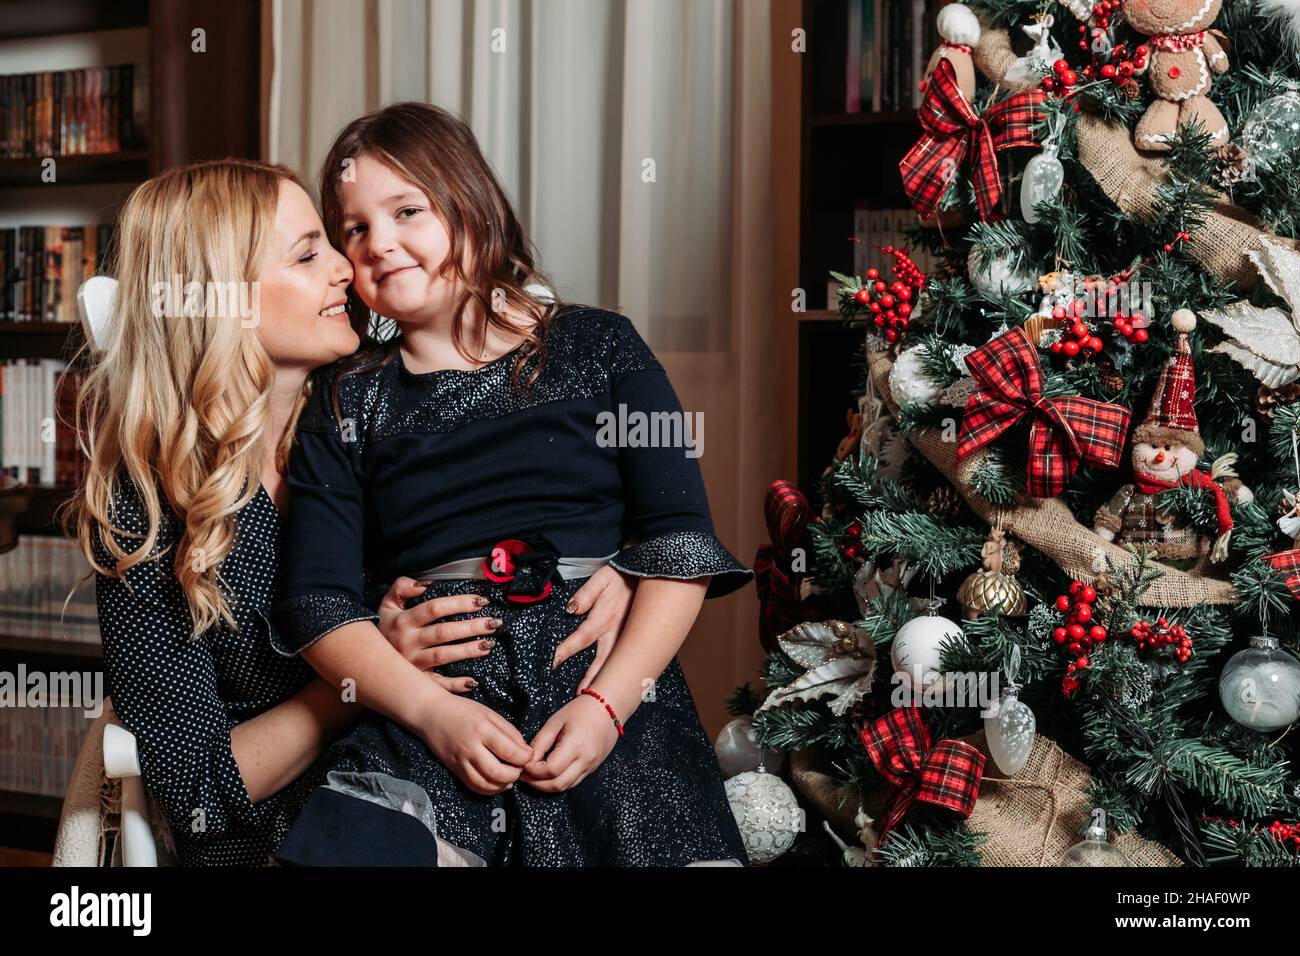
[0,0,148,40]
[809,110,918,128]
[0,150,150,188]
[0,633,101,660]
[0,322,85,360]
[0,788,63,821]
[15,483,77,535]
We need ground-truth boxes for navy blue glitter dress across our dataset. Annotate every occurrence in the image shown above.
[272,306,753,866]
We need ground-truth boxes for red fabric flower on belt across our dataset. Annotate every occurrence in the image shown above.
[860,706,985,837]
[483,533,562,603]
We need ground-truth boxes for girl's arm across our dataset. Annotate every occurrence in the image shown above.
[522,314,752,790]
[272,369,534,793]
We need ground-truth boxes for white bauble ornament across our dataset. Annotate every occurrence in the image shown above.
[983,686,1036,775]
[724,766,800,864]
[1061,814,1132,867]
[714,716,785,778]
[967,247,1036,301]
[889,345,944,407]
[1020,144,1064,223]
[1218,636,1300,732]
[891,612,964,691]
[1241,91,1300,172]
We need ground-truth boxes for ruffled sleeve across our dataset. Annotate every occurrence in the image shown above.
[603,315,753,599]
[272,367,381,655]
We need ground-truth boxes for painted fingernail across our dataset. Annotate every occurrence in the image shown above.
[479,639,496,651]
[566,601,578,613]
[487,618,502,630]
[466,678,479,690]
[474,595,489,607]
[417,579,433,587]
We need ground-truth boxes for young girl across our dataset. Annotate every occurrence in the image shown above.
[272,103,753,866]
[71,159,634,866]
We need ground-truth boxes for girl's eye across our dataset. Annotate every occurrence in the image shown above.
[345,224,366,238]
[397,207,420,219]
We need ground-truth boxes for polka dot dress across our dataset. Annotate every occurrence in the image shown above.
[94,480,319,866]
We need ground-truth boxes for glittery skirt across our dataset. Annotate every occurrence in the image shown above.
[283,574,750,867]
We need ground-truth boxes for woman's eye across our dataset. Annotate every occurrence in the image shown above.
[397,207,420,219]
[298,251,318,264]
[345,224,366,238]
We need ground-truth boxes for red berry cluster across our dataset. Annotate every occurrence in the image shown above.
[1049,299,1105,358]
[1267,821,1300,851]
[1052,582,1108,686]
[840,520,863,561]
[1081,0,1122,31]
[853,246,926,344]
[1129,617,1194,663]
[1042,58,1080,94]
[1110,307,1149,344]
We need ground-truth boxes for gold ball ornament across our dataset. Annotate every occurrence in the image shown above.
[957,528,1027,620]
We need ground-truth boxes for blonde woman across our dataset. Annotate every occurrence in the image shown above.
[66,159,635,866]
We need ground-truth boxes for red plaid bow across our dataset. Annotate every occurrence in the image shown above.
[899,58,1047,221]
[957,327,1131,498]
[860,706,984,836]
[754,480,824,651]
[1264,550,1300,600]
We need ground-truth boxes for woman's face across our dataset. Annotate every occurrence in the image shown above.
[337,154,460,323]
[254,179,360,370]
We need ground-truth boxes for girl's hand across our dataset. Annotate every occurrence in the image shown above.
[377,578,500,694]
[554,565,635,689]
[417,689,534,796]
[519,695,620,793]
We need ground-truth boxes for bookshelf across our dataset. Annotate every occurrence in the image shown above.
[783,0,930,498]
[0,0,265,853]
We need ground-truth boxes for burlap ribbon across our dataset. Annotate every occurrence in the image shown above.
[868,346,1238,606]
[791,731,1182,866]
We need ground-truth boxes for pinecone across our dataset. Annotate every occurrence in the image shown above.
[1117,78,1140,101]
[1256,382,1300,421]
[1096,358,1125,395]
[927,485,961,516]
[1216,143,1255,188]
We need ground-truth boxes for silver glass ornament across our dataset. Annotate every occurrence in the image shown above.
[1061,814,1132,867]
[1020,144,1064,223]
[1241,91,1300,173]
[984,685,1036,775]
[1218,636,1300,732]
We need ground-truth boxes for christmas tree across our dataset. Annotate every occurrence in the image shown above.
[740,0,1300,867]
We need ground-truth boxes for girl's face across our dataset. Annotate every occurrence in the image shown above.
[255,179,360,370]
[338,154,460,322]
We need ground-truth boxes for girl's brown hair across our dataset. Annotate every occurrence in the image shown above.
[318,102,566,395]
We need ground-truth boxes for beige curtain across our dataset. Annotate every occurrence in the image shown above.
[269,0,777,735]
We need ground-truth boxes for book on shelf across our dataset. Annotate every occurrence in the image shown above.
[0,535,99,646]
[1,223,111,322]
[0,360,85,487]
[0,699,98,799]
[844,0,942,113]
[0,64,146,159]
[830,204,940,306]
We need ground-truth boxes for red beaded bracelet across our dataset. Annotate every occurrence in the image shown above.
[579,687,624,737]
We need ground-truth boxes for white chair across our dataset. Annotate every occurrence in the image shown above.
[52,701,166,867]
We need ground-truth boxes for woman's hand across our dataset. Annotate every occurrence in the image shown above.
[377,578,501,694]
[417,689,534,796]
[518,694,620,793]
[554,565,636,690]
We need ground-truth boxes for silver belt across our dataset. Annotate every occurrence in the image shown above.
[413,552,619,581]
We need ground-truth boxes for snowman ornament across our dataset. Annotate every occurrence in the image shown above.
[1093,310,1253,571]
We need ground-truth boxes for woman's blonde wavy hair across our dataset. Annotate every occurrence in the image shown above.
[64,158,308,640]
